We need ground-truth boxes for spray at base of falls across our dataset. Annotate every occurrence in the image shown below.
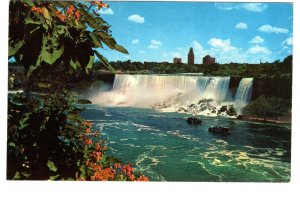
[90,74,253,117]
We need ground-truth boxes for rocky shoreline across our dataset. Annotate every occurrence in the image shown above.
[236,115,291,124]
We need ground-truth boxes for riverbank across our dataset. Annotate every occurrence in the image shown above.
[237,115,291,124]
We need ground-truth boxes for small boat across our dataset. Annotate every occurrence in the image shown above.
[187,117,202,125]
[208,126,232,135]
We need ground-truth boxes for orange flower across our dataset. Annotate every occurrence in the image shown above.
[92,1,109,9]
[128,174,135,181]
[95,143,102,151]
[67,5,75,15]
[122,164,134,175]
[85,139,92,145]
[75,10,81,21]
[136,175,149,181]
[96,151,102,161]
[91,167,116,181]
[56,11,66,22]
[31,7,43,14]
[114,163,121,169]
[85,128,91,134]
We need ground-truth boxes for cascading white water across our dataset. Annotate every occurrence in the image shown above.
[235,78,253,108]
[90,74,253,116]
[197,77,230,101]
[92,74,231,107]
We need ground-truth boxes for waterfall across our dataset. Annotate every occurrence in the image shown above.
[235,78,253,106]
[196,77,230,101]
[90,74,253,116]
[105,74,231,107]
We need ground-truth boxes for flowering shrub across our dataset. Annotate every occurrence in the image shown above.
[9,0,128,77]
[78,121,148,181]
[7,81,148,181]
[8,1,148,181]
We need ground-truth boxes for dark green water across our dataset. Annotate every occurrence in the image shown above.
[81,105,291,182]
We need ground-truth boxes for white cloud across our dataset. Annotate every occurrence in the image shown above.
[128,14,145,24]
[258,25,289,34]
[176,47,183,50]
[235,22,248,29]
[151,40,162,46]
[249,36,264,44]
[185,39,273,64]
[139,50,146,54]
[243,3,268,12]
[282,36,293,46]
[131,39,139,44]
[99,8,114,15]
[247,45,272,55]
[148,45,159,49]
[148,40,162,49]
[208,38,237,51]
[215,3,267,12]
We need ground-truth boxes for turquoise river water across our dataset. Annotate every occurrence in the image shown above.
[81,105,291,182]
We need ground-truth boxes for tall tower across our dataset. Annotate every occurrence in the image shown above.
[188,47,194,65]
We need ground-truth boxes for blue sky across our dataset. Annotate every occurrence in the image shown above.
[97,2,293,64]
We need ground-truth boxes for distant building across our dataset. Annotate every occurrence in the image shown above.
[173,57,182,64]
[188,47,194,65]
[203,55,216,66]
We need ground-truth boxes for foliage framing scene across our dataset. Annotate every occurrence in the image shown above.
[8,0,292,182]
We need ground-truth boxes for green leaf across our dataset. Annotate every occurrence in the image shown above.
[94,50,115,72]
[54,1,70,8]
[86,55,95,70]
[55,25,67,35]
[89,32,103,48]
[24,16,43,25]
[97,32,112,39]
[102,37,117,50]
[23,0,34,7]
[27,65,37,77]
[13,171,21,180]
[114,44,129,54]
[79,164,86,179]
[77,99,92,104]
[70,58,77,70]
[36,82,51,89]
[9,40,25,57]
[47,160,58,172]
[19,116,30,129]
[49,174,60,180]
[21,172,32,178]
[42,7,52,24]
[8,142,16,148]
[38,36,64,65]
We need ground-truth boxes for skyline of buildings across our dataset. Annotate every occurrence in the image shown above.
[173,47,216,65]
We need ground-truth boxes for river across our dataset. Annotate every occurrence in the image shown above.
[81,105,291,182]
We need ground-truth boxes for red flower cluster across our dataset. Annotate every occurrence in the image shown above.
[75,10,81,21]
[91,166,116,181]
[31,7,43,14]
[92,1,109,9]
[55,5,81,22]
[78,119,149,181]
[56,11,66,22]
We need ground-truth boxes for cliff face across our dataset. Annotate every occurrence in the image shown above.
[252,78,292,100]
[228,76,291,101]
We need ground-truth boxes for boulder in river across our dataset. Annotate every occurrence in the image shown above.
[187,117,202,125]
